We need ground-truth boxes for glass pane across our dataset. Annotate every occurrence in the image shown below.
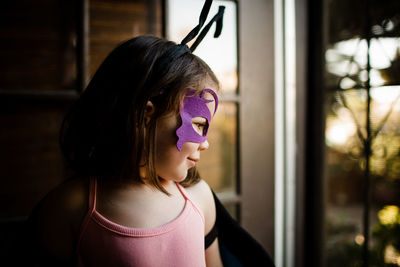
[197,103,237,194]
[0,1,77,91]
[89,0,162,78]
[324,89,366,266]
[166,0,238,93]
[323,0,400,265]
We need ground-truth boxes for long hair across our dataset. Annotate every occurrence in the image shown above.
[59,35,219,193]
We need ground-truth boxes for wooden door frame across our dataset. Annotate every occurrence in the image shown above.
[238,0,275,255]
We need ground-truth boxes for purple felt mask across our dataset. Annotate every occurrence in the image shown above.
[176,88,219,151]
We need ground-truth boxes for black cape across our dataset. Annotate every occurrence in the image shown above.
[212,191,275,267]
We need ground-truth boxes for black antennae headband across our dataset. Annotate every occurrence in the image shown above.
[163,0,226,61]
[181,0,225,52]
[148,0,225,99]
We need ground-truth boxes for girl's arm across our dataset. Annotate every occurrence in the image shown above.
[186,179,223,267]
[31,179,87,265]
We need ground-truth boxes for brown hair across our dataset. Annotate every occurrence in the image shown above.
[60,35,219,193]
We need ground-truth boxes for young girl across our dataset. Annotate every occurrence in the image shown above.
[31,35,223,266]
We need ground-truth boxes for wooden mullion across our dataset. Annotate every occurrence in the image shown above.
[76,0,90,92]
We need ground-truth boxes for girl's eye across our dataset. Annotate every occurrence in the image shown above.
[193,122,207,136]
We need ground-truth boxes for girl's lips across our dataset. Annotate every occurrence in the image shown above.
[187,157,199,167]
[188,157,200,162]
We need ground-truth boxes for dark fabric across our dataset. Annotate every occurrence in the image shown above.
[219,242,243,267]
[24,195,75,266]
[205,219,219,249]
[212,191,276,267]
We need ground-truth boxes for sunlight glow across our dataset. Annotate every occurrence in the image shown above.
[384,245,400,266]
[326,37,400,85]
[355,234,365,245]
[371,86,400,104]
[378,205,400,225]
[326,118,357,146]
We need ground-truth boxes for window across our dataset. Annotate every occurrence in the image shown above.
[305,0,400,266]
[166,0,239,217]
[167,0,276,253]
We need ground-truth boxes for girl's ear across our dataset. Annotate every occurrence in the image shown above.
[144,101,155,125]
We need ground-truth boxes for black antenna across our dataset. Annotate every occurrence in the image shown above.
[180,0,225,52]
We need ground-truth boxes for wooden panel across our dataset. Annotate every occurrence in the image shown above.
[89,0,162,77]
[0,101,72,219]
[0,0,77,91]
[0,0,162,221]
[239,0,275,255]
[295,0,308,266]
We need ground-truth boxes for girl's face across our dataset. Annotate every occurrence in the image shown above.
[155,85,217,184]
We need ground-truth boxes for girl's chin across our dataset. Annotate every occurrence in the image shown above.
[159,173,188,184]
[174,174,189,183]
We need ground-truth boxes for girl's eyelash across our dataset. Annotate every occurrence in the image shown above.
[195,123,206,127]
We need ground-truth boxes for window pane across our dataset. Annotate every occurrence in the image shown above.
[197,103,237,194]
[166,0,238,93]
[324,90,366,265]
[322,0,400,265]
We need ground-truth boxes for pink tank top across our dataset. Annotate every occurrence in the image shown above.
[76,178,206,267]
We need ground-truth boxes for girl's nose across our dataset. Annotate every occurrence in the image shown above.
[199,139,209,151]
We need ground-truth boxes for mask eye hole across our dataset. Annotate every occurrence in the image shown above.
[192,117,208,136]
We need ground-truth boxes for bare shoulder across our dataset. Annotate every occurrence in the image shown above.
[184,179,214,211]
[184,180,223,266]
[185,177,212,193]
[184,179,216,234]
[41,178,88,212]
[34,177,88,260]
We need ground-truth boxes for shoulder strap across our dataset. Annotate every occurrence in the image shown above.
[76,177,97,255]
[205,221,218,249]
[176,182,190,200]
[88,177,97,214]
[178,184,219,249]
[176,182,205,225]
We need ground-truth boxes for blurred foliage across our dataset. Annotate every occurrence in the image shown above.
[327,0,400,43]
[380,51,400,86]
[326,240,381,267]
[372,205,400,265]
[325,207,400,267]
[324,0,400,266]
[326,90,400,182]
[373,206,400,250]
